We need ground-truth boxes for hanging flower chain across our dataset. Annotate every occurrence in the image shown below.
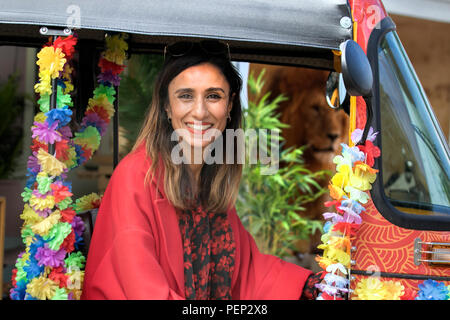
[313,127,381,300]
[315,127,449,300]
[10,33,128,300]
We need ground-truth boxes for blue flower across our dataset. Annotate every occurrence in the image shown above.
[415,279,449,300]
[23,257,44,280]
[74,144,86,166]
[323,221,333,234]
[10,280,27,300]
[46,105,73,128]
[341,143,366,164]
[340,196,366,214]
[74,233,85,251]
[29,235,46,258]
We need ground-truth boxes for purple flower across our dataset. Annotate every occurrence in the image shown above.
[351,127,379,144]
[34,208,52,218]
[97,70,121,86]
[81,112,108,135]
[32,189,52,199]
[339,206,362,225]
[71,215,85,237]
[35,243,66,268]
[58,125,73,139]
[32,121,62,144]
[27,152,40,173]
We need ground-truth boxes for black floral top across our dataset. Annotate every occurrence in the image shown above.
[177,206,321,300]
[178,206,235,300]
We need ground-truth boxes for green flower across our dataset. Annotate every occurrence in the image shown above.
[57,197,73,210]
[21,187,33,202]
[21,225,34,243]
[65,251,86,270]
[44,222,72,250]
[36,174,52,194]
[51,287,68,300]
[37,86,73,113]
[94,84,116,104]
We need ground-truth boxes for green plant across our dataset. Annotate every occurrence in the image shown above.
[0,74,26,179]
[236,69,329,258]
[118,54,164,153]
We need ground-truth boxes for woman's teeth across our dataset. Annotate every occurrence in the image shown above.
[186,123,212,131]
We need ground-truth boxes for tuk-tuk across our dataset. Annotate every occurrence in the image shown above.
[0,0,448,300]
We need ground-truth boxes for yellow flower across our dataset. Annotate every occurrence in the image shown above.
[87,95,115,117]
[75,193,101,212]
[104,34,128,64]
[328,236,351,253]
[36,46,66,78]
[20,204,43,225]
[349,161,378,191]
[63,80,74,94]
[37,148,67,177]
[328,183,346,200]
[62,64,74,79]
[324,246,351,267]
[31,210,61,236]
[315,256,336,270]
[26,276,59,300]
[383,280,405,300]
[352,277,387,300]
[29,194,55,212]
[34,112,47,123]
[21,250,30,262]
[34,70,52,95]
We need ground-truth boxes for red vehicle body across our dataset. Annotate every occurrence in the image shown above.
[347,0,449,294]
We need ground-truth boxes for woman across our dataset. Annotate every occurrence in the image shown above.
[81,40,322,300]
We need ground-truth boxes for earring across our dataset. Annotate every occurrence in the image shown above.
[227,113,231,122]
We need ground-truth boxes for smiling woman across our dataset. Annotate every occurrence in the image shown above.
[81,41,326,300]
[167,63,232,154]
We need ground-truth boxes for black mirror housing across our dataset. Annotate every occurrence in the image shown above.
[340,40,373,97]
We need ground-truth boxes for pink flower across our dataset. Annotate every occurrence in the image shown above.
[32,121,62,144]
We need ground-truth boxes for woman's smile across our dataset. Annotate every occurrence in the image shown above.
[167,63,232,149]
[185,121,214,135]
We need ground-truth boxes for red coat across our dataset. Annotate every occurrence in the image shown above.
[81,144,312,300]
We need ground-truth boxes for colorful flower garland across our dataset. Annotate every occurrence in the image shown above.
[9,33,128,300]
[315,127,450,300]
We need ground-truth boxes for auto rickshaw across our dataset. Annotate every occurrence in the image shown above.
[0,0,448,300]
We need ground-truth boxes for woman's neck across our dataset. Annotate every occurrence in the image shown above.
[189,162,203,185]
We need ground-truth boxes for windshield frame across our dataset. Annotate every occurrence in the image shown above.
[367,16,450,231]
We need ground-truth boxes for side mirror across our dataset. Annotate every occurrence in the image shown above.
[340,40,374,145]
[325,71,350,112]
[340,40,373,97]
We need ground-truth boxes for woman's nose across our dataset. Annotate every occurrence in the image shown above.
[191,98,208,119]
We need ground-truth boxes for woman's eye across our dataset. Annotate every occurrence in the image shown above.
[207,93,221,100]
[178,94,192,100]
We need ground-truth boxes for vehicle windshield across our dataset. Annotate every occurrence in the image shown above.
[378,31,450,216]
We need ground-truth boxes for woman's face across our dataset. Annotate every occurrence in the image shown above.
[167,63,232,150]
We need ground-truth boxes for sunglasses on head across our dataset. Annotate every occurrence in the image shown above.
[164,40,231,61]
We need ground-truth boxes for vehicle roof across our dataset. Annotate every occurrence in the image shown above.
[0,0,353,69]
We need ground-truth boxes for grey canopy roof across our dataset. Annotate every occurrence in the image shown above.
[0,0,353,69]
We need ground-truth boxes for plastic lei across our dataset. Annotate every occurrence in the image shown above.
[314,127,383,300]
[315,128,450,300]
[10,33,128,300]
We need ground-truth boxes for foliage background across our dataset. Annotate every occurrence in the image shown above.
[236,69,328,258]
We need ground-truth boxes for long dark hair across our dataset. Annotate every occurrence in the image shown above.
[132,45,243,213]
